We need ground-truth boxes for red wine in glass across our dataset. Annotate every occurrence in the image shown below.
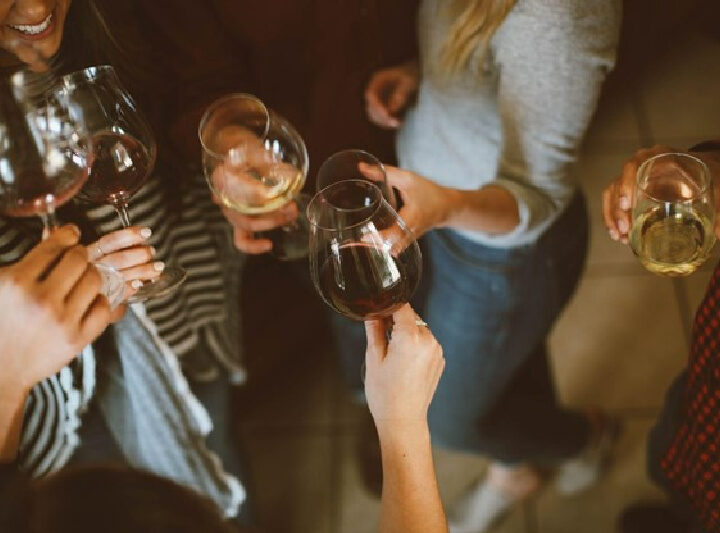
[78,130,151,207]
[309,179,422,322]
[1,169,87,217]
[319,241,419,320]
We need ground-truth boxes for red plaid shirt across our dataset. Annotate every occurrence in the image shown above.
[661,262,720,532]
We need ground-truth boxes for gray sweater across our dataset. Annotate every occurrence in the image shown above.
[397,0,622,247]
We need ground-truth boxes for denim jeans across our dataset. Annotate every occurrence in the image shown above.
[333,192,591,464]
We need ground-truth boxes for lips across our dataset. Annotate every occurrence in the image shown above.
[7,12,55,40]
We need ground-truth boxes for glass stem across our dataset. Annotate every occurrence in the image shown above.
[112,199,132,228]
[39,206,59,240]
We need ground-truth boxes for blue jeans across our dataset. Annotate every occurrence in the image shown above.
[333,192,590,464]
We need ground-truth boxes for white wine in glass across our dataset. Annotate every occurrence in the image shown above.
[629,153,716,276]
[199,94,309,259]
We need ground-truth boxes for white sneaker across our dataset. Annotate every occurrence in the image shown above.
[448,480,512,533]
[449,464,540,533]
[554,415,621,495]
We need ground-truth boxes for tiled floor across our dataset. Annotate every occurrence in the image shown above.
[236,29,720,533]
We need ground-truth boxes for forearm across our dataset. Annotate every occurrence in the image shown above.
[0,383,29,464]
[440,185,520,235]
[377,422,447,533]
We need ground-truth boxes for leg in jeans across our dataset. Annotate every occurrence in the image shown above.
[476,342,589,465]
[425,193,590,462]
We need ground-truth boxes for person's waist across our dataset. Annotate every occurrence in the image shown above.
[448,190,584,249]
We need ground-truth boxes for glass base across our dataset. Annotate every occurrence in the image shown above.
[127,266,187,303]
[95,263,125,309]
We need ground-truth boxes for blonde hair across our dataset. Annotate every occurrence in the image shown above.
[437,0,516,79]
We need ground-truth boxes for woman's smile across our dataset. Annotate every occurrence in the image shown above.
[7,10,56,41]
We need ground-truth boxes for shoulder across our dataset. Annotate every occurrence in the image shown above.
[495,0,621,68]
[499,0,622,49]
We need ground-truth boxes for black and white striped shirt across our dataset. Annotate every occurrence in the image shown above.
[3,172,243,477]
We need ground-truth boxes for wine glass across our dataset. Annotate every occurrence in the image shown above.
[199,93,309,260]
[316,149,397,209]
[0,74,124,307]
[629,152,716,276]
[52,65,186,301]
[307,179,421,321]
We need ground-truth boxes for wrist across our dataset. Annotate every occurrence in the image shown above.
[436,186,463,228]
[376,418,431,448]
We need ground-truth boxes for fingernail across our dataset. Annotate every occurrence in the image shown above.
[140,228,152,239]
[153,261,165,272]
[619,197,631,210]
[618,219,629,233]
[609,229,619,240]
[67,224,81,237]
[131,279,143,289]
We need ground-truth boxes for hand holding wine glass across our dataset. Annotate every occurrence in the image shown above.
[0,73,125,308]
[358,162,455,249]
[199,94,309,260]
[603,144,678,244]
[86,226,166,301]
[307,179,422,321]
[364,304,445,431]
[0,225,112,390]
[627,152,716,276]
[52,65,186,301]
[604,145,720,244]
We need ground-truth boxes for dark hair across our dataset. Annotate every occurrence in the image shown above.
[52,0,187,235]
[1,465,245,533]
[59,0,161,123]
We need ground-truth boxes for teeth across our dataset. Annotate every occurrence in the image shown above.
[10,13,52,35]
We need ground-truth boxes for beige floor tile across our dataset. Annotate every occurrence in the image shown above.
[433,448,527,533]
[535,417,666,533]
[336,434,382,533]
[243,430,333,533]
[549,273,686,411]
[638,33,720,146]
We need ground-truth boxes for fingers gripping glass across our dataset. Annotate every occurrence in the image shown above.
[629,153,716,276]
[52,66,186,301]
[199,93,309,260]
[307,180,421,321]
[0,73,123,307]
